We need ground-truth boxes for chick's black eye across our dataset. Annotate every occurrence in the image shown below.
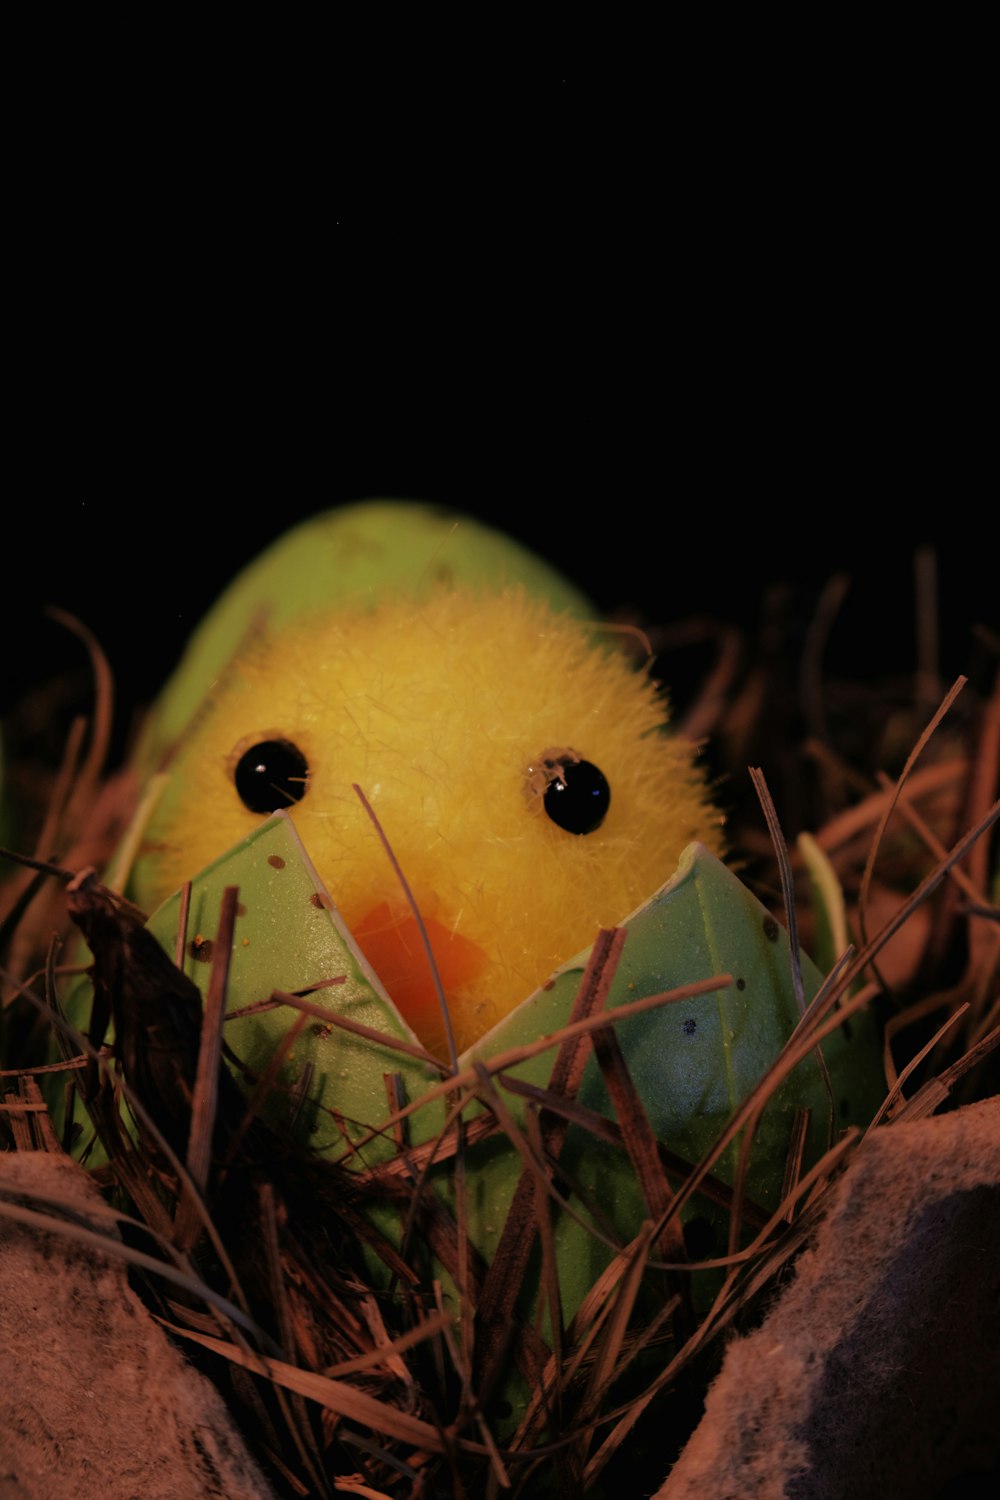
[233,739,310,813]
[544,758,610,835]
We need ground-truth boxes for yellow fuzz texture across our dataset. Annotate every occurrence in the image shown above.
[135,589,724,1054]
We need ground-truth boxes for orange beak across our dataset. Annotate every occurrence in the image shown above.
[351,902,489,1058]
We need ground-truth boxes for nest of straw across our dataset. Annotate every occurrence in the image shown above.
[1,572,997,1499]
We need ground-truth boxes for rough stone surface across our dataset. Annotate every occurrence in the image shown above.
[0,1150,276,1500]
[659,1097,1000,1500]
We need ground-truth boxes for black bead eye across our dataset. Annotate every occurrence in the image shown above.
[543,757,611,835]
[233,739,310,813]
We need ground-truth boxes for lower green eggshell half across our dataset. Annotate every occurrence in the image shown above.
[133,817,883,1333]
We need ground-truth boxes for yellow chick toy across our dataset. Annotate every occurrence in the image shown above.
[134,587,723,1057]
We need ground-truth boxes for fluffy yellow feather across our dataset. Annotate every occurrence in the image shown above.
[134,588,723,1056]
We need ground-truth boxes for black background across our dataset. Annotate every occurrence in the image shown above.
[4,334,991,741]
[3,64,994,746]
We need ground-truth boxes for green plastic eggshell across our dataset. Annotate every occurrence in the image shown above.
[132,821,883,1347]
[135,501,591,776]
[461,841,886,1325]
[797,831,851,980]
[143,812,445,1162]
